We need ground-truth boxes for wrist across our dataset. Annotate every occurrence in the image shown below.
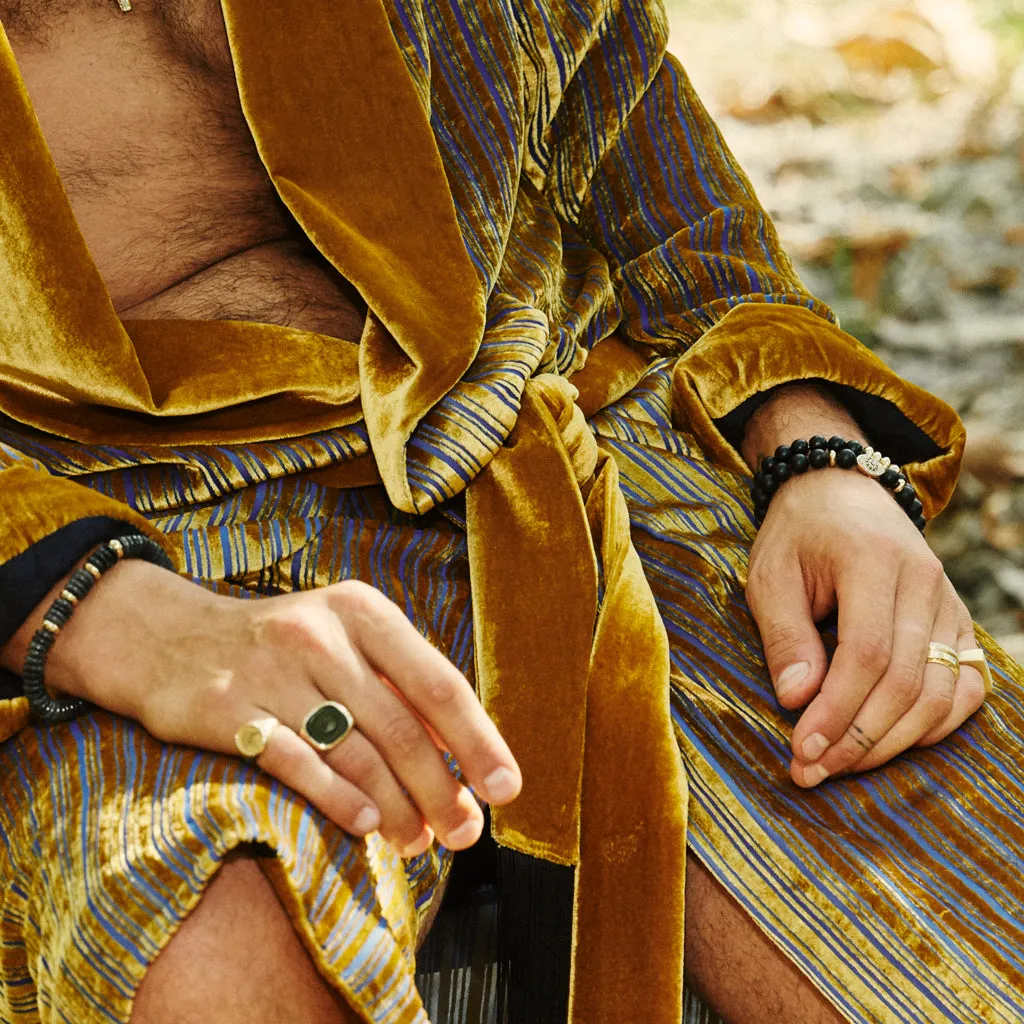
[5,557,214,716]
[740,382,867,472]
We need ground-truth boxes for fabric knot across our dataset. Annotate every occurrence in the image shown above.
[530,374,599,487]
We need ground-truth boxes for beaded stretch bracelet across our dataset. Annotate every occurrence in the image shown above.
[22,534,175,724]
[750,435,927,532]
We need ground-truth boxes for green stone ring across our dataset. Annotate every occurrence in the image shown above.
[300,701,356,753]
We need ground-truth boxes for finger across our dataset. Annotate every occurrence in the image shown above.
[790,558,901,783]
[330,581,522,805]
[305,635,485,851]
[799,561,943,782]
[246,713,382,837]
[321,728,435,857]
[240,683,430,854]
[746,554,828,709]
[912,613,988,751]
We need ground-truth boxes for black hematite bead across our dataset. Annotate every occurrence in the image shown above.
[774,444,792,462]
[774,462,793,483]
[835,448,857,469]
[751,486,766,506]
[809,448,829,469]
[809,435,828,449]
[791,439,810,456]
[907,498,924,519]
[761,457,777,475]
[879,468,900,489]
[790,453,810,474]
[914,515,927,531]
[762,475,779,494]
[896,486,916,508]
[827,435,846,451]
[846,440,864,455]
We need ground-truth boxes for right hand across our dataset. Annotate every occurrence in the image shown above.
[6,560,522,858]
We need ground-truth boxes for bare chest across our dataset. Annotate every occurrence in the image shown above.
[3,0,365,337]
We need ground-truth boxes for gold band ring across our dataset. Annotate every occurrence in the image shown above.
[957,647,993,696]
[300,701,355,753]
[234,717,279,759]
[926,642,960,682]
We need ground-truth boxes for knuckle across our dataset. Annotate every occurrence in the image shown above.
[267,739,307,780]
[848,634,892,675]
[259,606,330,654]
[762,623,808,663]
[330,579,385,620]
[379,712,427,760]
[916,554,945,589]
[424,670,463,708]
[885,660,923,707]
[922,685,955,724]
[332,741,384,787]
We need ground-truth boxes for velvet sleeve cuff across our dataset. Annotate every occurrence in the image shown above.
[0,463,178,699]
[671,304,966,520]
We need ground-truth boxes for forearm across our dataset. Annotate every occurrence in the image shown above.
[740,383,869,473]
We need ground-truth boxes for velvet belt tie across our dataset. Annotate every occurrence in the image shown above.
[466,371,689,1024]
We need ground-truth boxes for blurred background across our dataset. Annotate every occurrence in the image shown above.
[664,0,1024,658]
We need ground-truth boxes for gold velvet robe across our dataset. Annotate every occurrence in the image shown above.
[2,1,1000,1022]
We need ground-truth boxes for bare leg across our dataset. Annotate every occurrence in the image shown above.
[685,855,846,1024]
[131,853,361,1024]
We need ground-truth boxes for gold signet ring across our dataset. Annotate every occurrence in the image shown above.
[300,701,355,753]
[957,647,993,696]
[234,717,279,759]
[926,642,960,683]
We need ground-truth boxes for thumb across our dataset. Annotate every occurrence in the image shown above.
[747,558,829,709]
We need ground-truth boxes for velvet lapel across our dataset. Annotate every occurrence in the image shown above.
[220,0,487,508]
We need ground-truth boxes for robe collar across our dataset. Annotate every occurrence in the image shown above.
[0,0,484,447]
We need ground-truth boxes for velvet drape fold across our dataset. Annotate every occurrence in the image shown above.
[0,2,967,1020]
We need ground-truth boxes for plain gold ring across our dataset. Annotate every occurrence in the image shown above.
[234,717,279,759]
[957,647,993,696]
[926,642,960,683]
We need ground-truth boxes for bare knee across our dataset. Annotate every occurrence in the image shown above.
[132,852,361,1024]
[684,854,845,1024]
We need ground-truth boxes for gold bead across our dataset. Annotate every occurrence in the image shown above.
[42,620,61,635]
[85,563,102,580]
[60,590,79,605]
[109,538,125,558]
[116,0,132,11]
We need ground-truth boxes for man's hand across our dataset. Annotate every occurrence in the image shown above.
[747,469,986,787]
[740,382,986,787]
[1,561,522,858]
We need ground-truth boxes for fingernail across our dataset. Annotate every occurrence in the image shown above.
[352,806,380,835]
[445,818,482,850]
[776,661,810,698]
[803,764,830,787]
[482,766,520,804]
[802,732,830,762]
[400,830,434,859]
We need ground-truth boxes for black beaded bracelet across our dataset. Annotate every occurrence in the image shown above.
[22,534,175,724]
[750,435,927,531]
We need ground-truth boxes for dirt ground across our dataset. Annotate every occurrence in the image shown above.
[665,0,1024,656]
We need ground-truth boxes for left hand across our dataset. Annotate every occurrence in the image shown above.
[746,467,988,788]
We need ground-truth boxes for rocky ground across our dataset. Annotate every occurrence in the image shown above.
[665,0,1024,658]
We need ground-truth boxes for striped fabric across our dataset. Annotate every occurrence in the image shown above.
[1,0,1021,1020]
[383,0,837,513]
[2,363,1023,1022]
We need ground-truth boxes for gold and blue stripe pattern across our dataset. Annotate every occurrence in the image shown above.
[0,0,1020,1019]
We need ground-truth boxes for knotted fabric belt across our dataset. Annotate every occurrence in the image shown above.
[466,372,688,1024]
